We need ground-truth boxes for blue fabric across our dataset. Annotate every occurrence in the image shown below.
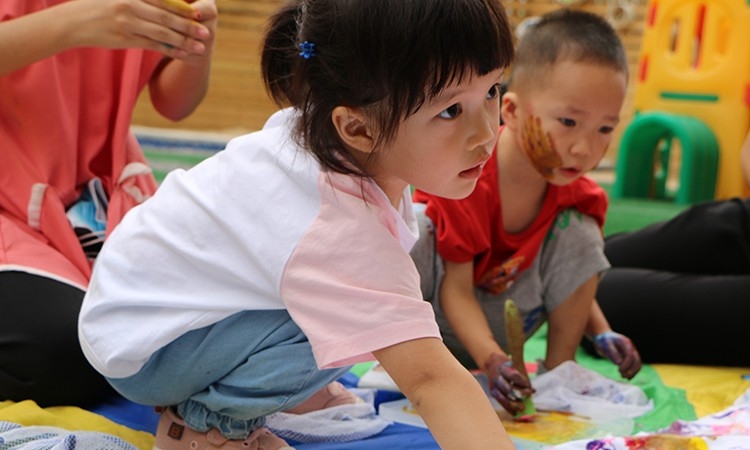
[289,423,438,449]
[94,400,440,450]
[94,371,441,449]
[65,178,108,260]
[89,397,159,435]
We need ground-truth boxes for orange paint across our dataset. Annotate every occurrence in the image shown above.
[162,0,194,16]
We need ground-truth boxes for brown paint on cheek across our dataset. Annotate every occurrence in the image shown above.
[521,116,562,180]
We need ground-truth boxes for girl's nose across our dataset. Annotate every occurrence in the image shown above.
[471,107,499,151]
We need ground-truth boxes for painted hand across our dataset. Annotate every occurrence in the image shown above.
[521,116,562,179]
[593,331,642,379]
[485,352,534,415]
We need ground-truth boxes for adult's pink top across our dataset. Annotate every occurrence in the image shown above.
[0,0,161,289]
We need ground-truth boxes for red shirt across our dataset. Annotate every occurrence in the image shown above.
[413,133,607,294]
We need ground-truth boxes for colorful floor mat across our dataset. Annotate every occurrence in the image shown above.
[0,327,721,450]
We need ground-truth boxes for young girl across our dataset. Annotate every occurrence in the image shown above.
[78,0,516,449]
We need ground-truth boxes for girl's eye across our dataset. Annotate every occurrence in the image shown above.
[559,118,576,127]
[486,83,501,100]
[439,104,462,119]
[599,126,615,134]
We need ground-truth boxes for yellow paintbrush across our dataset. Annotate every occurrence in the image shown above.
[504,299,537,421]
[162,0,194,16]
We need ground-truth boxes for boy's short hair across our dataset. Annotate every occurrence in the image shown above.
[507,9,628,91]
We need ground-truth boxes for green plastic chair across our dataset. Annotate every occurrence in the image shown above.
[612,112,719,205]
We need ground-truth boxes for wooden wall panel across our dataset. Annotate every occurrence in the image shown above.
[132,0,648,160]
[132,0,284,135]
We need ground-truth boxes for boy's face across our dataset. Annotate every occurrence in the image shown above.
[374,68,505,201]
[504,60,627,185]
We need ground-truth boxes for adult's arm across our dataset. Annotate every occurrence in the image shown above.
[0,0,208,77]
[147,0,217,121]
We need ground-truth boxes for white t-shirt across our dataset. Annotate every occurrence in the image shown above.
[78,110,440,378]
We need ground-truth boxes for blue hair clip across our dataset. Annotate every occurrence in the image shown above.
[299,41,316,59]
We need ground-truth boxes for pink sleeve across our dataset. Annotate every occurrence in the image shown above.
[280,176,441,369]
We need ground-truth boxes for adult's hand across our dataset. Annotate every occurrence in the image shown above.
[66,0,212,59]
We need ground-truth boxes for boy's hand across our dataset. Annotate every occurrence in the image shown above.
[485,352,535,415]
[593,331,642,379]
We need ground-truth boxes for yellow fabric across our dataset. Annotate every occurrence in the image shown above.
[0,400,154,450]
[653,364,750,418]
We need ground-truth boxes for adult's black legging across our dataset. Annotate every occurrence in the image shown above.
[594,197,750,367]
[0,271,117,406]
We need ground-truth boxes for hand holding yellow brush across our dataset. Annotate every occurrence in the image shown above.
[503,298,536,420]
[485,299,537,421]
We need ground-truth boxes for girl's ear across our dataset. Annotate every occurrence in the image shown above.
[331,106,375,154]
[500,91,521,131]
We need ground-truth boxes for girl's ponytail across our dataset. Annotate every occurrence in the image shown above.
[261,1,303,107]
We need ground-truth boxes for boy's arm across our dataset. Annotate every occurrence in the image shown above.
[374,337,514,449]
[440,260,504,368]
[585,299,612,337]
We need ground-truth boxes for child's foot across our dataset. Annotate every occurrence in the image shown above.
[153,406,295,450]
[283,381,360,414]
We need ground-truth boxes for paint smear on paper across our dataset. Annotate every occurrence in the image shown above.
[501,411,603,444]
[584,435,709,450]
